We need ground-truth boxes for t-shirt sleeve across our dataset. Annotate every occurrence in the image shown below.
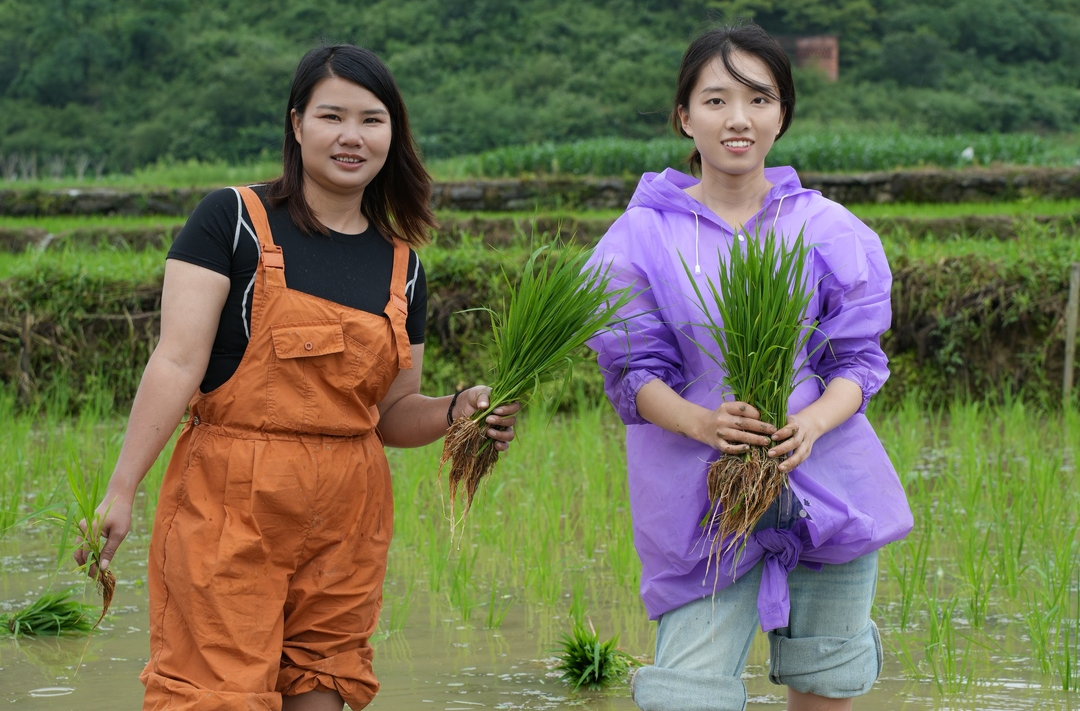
[167,188,244,276]
[406,252,427,344]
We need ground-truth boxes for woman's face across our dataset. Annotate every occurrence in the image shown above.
[291,76,392,200]
[677,51,784,183]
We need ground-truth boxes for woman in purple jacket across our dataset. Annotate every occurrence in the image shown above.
[586,23,912,711]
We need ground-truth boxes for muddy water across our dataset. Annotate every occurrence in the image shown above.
[1,532,1075,710]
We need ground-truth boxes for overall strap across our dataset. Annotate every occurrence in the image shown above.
[383,239,414,370]
[236,186,285,288]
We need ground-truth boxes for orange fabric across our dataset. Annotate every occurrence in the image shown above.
[140,187,413,711]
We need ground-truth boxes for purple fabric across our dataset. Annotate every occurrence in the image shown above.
[586,167,913,623]
[752,528,803,631]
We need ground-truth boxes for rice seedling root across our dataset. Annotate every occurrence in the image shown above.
[704,445,788,558]
[93,566,116,630]
[439,416,500,524]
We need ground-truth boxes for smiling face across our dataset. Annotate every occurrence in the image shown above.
[677,51,785,184]
[290,75,392,202]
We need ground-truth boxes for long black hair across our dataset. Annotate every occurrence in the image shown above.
[671,22,796,175]
[266,44,436,245]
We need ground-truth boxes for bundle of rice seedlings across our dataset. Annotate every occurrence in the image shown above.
[3,588,95,637]
[41,463,117,630]
[553,620,640,691]
[684,226,817,563]
[439,243,631,524]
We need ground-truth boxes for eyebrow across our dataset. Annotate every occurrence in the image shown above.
[314,104,389,115]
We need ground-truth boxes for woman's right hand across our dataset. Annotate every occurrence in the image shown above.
[635,380,776,453]
[701,401,777,454]
[73,490,134,578]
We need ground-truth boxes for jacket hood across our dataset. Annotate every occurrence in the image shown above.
[626,166,817,275]
[627,166,811,220]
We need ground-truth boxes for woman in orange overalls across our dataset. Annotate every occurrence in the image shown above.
[74,45,519,711]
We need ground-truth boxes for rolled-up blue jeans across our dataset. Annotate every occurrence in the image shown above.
[631,489,882,711]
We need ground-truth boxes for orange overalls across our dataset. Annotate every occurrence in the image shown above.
[140,186,413,711]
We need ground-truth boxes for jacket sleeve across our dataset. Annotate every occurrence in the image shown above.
[586,214,687,426]
[805,215,892,413]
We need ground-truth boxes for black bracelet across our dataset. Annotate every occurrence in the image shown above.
[447,389,464,427]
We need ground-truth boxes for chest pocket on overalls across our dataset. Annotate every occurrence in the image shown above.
[266,320,388,434]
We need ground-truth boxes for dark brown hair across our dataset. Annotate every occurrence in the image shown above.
[671,22,796,175]
[266,44,436,245]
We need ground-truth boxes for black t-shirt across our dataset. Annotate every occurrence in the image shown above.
[167,186,427,393]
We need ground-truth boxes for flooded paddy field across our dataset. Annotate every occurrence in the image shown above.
[2,402,1078,710]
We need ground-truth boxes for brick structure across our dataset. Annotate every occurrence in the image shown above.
[776,35,840,81]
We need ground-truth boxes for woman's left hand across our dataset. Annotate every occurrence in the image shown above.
[455,386,521,451]
[767,412,821,473]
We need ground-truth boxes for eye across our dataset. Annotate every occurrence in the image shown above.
[706,97,724,106]
[751,97,769,105]
[320,113,341,122]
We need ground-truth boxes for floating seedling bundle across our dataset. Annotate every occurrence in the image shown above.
[439,244,631,525]
[685,227,816,563]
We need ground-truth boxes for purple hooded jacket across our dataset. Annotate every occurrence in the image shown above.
[586,167,913,629]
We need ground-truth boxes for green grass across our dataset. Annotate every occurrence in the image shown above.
[1,155,281,191]
[0,215,187,232]
[851,199,1080,220]
[0,241,169,280]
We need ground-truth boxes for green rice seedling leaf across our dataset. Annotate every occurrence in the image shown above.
[3,588,95,637]
[439,242,633,525]
[553,620,640,691]
[681,226,819,564]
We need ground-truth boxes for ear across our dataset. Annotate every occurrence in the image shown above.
[290,108,303,145]
[678,104,693,138]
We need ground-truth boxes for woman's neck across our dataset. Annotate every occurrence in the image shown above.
[686,167,772,231]
[303,182,369,234]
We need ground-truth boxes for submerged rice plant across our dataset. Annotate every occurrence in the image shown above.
[439,243,631,525]
[2,588,94,637]
[553,620,639,691]
[684,227,816,559]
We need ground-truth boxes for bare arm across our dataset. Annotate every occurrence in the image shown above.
[75,259,229,573]
[375,344,519,449]
[635,378,777,453]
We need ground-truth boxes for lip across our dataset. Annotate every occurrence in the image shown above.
[721,138,754,154]
[332,154,366,169]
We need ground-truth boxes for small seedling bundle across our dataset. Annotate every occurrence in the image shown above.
[685,226,817,563]
[2,588,95,637]
[439,243,631,525]
[553,620,640,691]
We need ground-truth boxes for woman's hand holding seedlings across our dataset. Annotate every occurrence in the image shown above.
[635,379,777,452]
[704,401,777,455]
[767,377,865,472]
[73,488,134,578]
[453,385,521,451]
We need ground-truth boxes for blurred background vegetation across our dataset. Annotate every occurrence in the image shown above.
[1,0,1078,177]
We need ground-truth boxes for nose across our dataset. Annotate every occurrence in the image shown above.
[726,104,750,131]
[338,121,363,146]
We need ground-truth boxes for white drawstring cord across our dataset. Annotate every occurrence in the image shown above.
[772,194,786,233]
[693,212,701,275]
[694,194,786,277]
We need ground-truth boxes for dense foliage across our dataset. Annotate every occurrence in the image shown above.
[0,0,1078,175]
